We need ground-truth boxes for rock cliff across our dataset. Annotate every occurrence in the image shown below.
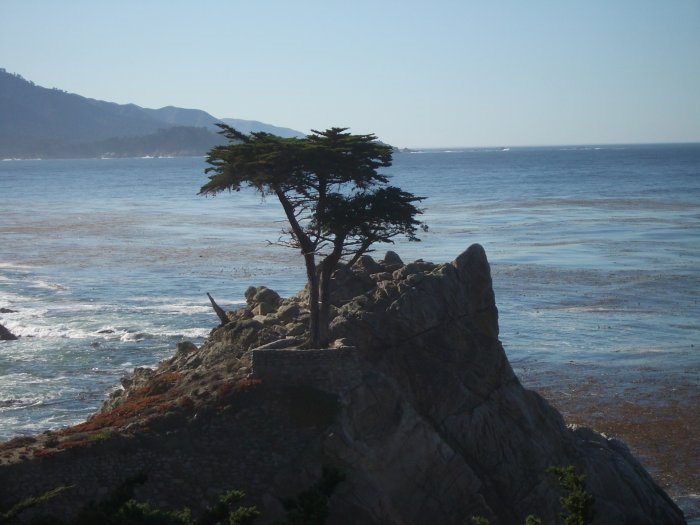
[0,245,687,524]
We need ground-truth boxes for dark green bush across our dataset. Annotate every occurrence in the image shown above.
[0,487,72,525]
[470,465,593,525]
[3,474,258,525]
[547,466,595,525]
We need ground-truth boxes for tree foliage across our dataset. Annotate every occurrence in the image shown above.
[548,466,595,525]
[201,125,425,347]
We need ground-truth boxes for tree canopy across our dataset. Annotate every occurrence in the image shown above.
[201,125,426,347]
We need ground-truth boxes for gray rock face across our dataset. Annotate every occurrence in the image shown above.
[263,244,681,525]
[250,245,685,523]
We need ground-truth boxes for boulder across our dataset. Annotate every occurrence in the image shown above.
[275,303,301,322]
[383,250,404,268]
[352,254,383,274]
[174,341,197,358]
[0,323,18,341]
[244,286,281,307]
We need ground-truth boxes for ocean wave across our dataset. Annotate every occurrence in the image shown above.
[131,303,214,315]
[0,397,46,411]
[171,328,211,339]
[0,262,33,270]
[129,297,246,312]
[0,375,66,410]
[0,319,91,339]
[118,331,150,342]
[118,327,209,341]
[29,280,68,291]
[1,321,209,341]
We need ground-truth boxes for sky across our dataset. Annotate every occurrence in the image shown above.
[1,1,699,148]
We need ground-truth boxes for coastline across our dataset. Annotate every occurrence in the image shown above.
[1,343,696,520]
[2,147,698,521]
[517,365,699,519]
[0,247,689,524]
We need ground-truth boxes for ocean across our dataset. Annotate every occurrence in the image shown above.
[1,144,699,512]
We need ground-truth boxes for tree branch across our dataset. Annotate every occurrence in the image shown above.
[207,293,230,325]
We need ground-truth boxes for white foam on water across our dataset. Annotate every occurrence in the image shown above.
[167,327,210,339]
[132,303,213,315]
[129,298,246,314]
[119,331,150,342]
[0,374,68,409]
[1,320,94,340]
[2,309,210,340]
[29,280,68,291]
[0,262,34,270]
[52,302,115,313]
[115,326,209,341]
[0,396,47,411]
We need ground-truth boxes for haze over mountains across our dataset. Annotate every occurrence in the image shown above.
[0,69,304,159]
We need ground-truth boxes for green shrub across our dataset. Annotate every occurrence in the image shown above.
[0,486,72,525]
[547,466,595,525]
[197,489,258,525]
[2,474,258,525]
[469,465,593,525]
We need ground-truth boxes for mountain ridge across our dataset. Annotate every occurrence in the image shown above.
[0,69,304,158]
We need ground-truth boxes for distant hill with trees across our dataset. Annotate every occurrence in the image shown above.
[0,68,304,159]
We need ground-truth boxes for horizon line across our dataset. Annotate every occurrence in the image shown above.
[397,140,700,151]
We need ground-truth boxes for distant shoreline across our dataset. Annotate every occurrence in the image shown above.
[5,141,700,162]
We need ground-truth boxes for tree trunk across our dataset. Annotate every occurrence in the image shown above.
[304,252,321,348]
[273,187,320,348]
[317,240,344,348]
[318,265,333,348]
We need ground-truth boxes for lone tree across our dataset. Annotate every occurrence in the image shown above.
[200,125,426,348]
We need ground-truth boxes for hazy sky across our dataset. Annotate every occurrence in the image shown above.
[2,1,699,148]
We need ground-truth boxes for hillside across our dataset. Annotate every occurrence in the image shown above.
[0,69,304,158]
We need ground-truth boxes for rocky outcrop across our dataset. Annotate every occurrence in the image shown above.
[0,245,687,524]
[0,322,18,340]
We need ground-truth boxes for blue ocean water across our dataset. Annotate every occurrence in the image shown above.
[0,145,698,443]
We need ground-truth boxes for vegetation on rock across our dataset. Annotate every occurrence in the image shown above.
[1,467,349,525]
[0,486,72,525]
[1,474,258,525]
[548,465,595,525]
[470,465,594,525]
